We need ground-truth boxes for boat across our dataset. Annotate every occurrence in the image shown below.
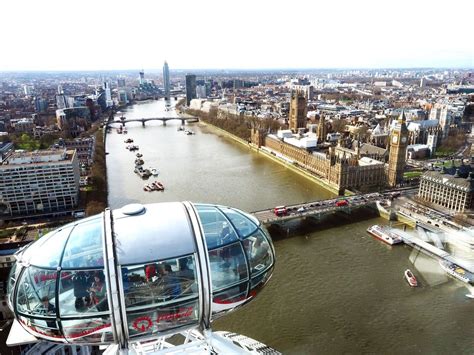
[366,225,403,245]
[135,158,144,166]
[185,129,195,135]
[136,153,143,158]
[134,166,152,178]
[466,293,474,299]
[143,184,151,192]
[124,138,134,143]
[404,269,418,287]
[123,127,128,134]
[117,126,123,134]
[150,168,159,176]
[127,145,139,151]
[439,260,474,284]
[177,126,184,131]
[153,181,164,191]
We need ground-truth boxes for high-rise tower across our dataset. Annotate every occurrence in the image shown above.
[163,61,170,100]
[139,70,145,85]
[387,111,409,187]
[289,89,307,132]
[185,74,196,106]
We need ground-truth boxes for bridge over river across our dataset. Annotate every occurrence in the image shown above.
[107,115,199,127]
[252,192,389,224]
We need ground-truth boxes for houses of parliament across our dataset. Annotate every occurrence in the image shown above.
[251,89,408,194]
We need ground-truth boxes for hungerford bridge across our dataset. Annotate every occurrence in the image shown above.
[107,115,199,127]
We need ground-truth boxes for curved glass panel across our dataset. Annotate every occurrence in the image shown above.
[19,315,61,340]
[196,205,238,249]
[7,262,20,307]
[208,242,248,291]
[16,267,57,317]
[219,207,258,238]
[59,270,108,316]
[243,230,273,275]
[213,282,248,305]
[62,317,113,343]
[123,255,198,310]
[62,218,104,269]
[20,229,57,263]
[29,227,73,268]
[127,299,199,339]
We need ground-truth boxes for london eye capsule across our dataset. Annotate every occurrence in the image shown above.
[6,202,276,347]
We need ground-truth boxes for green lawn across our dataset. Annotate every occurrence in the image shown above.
[403,171,423,179]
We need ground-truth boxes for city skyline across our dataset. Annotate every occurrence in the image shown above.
[0,0,472,71]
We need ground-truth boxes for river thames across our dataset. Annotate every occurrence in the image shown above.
[106,100,474,354]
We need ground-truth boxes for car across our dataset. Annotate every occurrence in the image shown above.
[335,200,348,207]
[273,206,287,216]
[297,207,306,212]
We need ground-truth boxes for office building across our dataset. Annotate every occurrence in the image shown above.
[186,74,197,106]
[139,70,145,85]
[0,149,80,216]
[163,61,170,100]
[103,82,113,107]
[418,169,474,213]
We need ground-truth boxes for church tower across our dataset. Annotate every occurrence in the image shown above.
[387,110,409,187]
[289,89,307,132]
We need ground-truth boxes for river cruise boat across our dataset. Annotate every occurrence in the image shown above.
[404,269,418,287]
[439,260,474,284]
[366,225,403,245]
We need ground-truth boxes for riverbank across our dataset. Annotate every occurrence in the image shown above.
[196,120,347,196]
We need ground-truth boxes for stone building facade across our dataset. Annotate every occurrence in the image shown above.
[288,89,307,132]
[418,169,474,213]
[263,135,385,194]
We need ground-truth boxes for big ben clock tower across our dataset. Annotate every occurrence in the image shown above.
[387,111,409,187]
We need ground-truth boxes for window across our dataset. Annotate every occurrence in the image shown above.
[208,242,248,291]
[59,270,108,316]
[243,230,273,275]
[196,205,238,249]
[16,267,57,317]
[123,255,198,310]
[62,218,103,269]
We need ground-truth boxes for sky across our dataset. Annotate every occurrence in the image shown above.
[0,0,473,71]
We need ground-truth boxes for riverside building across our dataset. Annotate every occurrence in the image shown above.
[0,149,80,217]
[418,168,474,213]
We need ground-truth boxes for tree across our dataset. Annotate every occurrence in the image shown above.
[331,119,347,133]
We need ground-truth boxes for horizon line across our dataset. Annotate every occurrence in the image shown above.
[0,66,473,74]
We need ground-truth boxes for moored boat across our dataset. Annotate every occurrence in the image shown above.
[136,153,143,158]
[404,269,418,287]
[124,138,133,143]
[135,158,144,166]
[366,225,403,245]
[150,168,159,176]
[153,181,164,190]
[439,260,474,284]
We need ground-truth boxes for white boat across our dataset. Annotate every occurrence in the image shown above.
[150,168,159,176]
[466,293,474,299]
[404,269,418,287]
[439,260,474,284]
[366,225,403,245]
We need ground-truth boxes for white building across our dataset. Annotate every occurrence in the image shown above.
[0,149,80,217]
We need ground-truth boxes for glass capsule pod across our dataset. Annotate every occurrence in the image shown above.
[7,202,275,345]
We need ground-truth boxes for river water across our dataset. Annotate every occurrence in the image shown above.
[107,100,474,354]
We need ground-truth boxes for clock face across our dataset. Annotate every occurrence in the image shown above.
[401,136,407,144]
[392,135,398,144]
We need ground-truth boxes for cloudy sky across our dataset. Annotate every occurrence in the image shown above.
[1,0,472,71]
